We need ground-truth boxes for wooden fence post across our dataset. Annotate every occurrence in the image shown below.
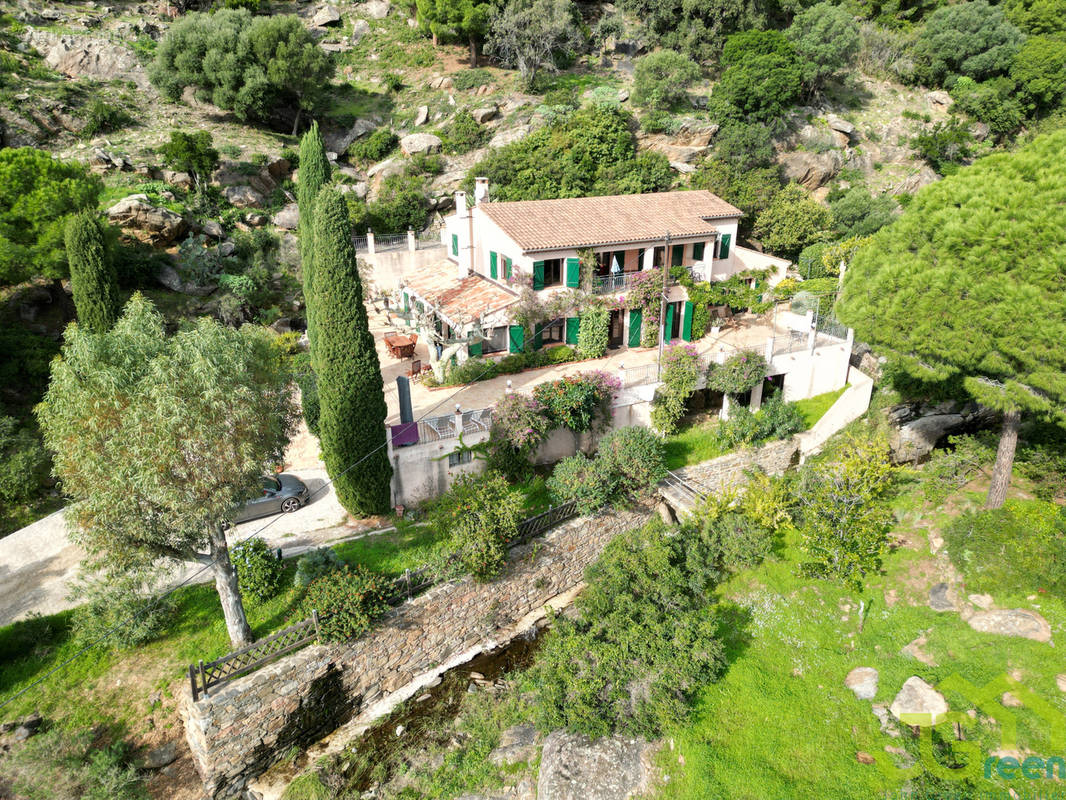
[198,660,208,697]
[189,663,199,702]
[312,609,321,640]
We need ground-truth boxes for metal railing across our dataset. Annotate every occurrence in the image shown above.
[590,266,694,296]
[416,408,493,443]
[353,235,369,252]
[619,363,659,388]
[188,499,579,701]
[659,469,707,506]
[374,233,408,252]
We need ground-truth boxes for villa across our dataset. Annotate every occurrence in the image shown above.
[398,183,790,357]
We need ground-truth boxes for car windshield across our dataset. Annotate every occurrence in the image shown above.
[260,476,282,493]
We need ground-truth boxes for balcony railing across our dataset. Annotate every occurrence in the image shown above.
[590,266,695,296]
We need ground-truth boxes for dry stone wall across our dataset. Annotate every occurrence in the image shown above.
[180,508,650,799]
[674,437,800,493]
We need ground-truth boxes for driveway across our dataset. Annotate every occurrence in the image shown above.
[0,467,354,628]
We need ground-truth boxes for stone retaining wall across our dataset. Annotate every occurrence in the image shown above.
[674,436,800,493]
[180,508,650,799]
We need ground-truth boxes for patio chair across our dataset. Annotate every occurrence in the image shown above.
[463,408,489,433]
[424,416,455,440]
[406,359,421,377]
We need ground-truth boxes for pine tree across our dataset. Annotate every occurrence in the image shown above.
[64,212,118,334]
[836,129,1066,509]
[311,186,393,514]
[297,121,331,350]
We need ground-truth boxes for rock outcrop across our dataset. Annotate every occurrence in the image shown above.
[106,195,188,245]
[889,677,949,726]
[400,132,443,155]
[537,730,659,800]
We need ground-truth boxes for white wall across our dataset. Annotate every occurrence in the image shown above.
[796,367,874,461]
[772,340,853,402]
[365,246,447,292]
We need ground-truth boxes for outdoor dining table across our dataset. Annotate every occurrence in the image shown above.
[384,332,417,359]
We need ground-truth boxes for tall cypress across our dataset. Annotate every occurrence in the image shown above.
[297,121,331,353]
[65,212,118,334]
[311,186,392,514]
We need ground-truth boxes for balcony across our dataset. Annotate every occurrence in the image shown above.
[589,266,696,296]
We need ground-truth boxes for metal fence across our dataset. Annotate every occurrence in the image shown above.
[353,235,369,252]
[416,408,493,443]
[619,363,659,388]
[375,233,408,252]
[188,498,578,701]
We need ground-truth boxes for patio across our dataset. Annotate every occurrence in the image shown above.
[366,301,811,427]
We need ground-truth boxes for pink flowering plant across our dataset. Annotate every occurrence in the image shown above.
[487,392,552,478]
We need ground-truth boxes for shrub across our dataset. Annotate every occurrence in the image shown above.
[546,453,613,514]
[786,2,861,91]
[576,306,610,359]
[706,351,767,396]
[382,72,404,92]
[632,49,700,110]
[0,416,49,504]
[295,369,320,436]
[596,426,668,499]
[680,505,774,595]
[532,371,619,434]
[366,173,430,233]
[70,568,174,649]
[911,119,973,176]
[911,0,1024,87]
[829,187,897,238]
[651,343,703,434]
[80,99,134,139]
[949,76,1024,141]
[438,109,487,154]
[450,68,493,90]
[714,32,804,123]
[293,546,343,588]
[431,471,524,581]
[533,522,726,737]
[640,110,679,134]
[301,565,389,642]
[1010,35,1066,113]
[446,355,498,385]
[712,120,775,170]
[230,537,284,602]
[943,499,1066,597]
[348,128,398,163]
[752,183,833,260]
[6,727,147,800]
[487,392,552,478]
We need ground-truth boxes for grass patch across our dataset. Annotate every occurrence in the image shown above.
[663,419,727,470]
[332,523,443,576]
[793,385,848,429]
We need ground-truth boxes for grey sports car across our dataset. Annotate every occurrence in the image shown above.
[234,474,310,523]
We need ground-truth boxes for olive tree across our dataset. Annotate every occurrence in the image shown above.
[485,0,582,89]
[37,294,297,647]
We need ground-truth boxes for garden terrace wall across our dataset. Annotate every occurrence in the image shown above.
[179,508,650,799]
[673,436,800,493]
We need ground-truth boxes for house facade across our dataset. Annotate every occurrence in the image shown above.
[399,184,789,359]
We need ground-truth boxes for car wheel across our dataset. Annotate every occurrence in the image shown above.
[281,497,302,513]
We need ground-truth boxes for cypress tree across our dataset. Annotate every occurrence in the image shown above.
[64,212,118,333]
[297,122,331,312]
[311,186,392,514]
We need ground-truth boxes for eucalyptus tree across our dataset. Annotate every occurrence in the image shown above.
[37,294,297,647]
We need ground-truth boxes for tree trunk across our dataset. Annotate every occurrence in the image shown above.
[469,36,478,68]
[291,105,302,137]
[985,408,1021,510]
[208,525,254,647]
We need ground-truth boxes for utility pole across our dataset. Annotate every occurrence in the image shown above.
[657,231,671,381]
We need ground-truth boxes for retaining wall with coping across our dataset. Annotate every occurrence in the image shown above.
[179,508,650,799]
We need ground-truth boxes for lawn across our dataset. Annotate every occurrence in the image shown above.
[793,385,849,429]
[0,522,446,735]
[657,482,1066,800]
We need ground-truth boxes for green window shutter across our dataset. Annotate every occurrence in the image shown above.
[565,316,580,345]
[719,233,731,259]
[627,309,642,348]
[509,325,524,353]
[403,292,409,312]
[416,301,424,314]
[692,242,705,260]
[565,257,580,288]
[532,329,543,350]
[451,234,458,257]
[664,304,675,341]
[468,340,482,357]
[532,260,545,291]
[682,301,694,342]
[489,251,498,279]
[671,244,684,266]
[504,257,512,279]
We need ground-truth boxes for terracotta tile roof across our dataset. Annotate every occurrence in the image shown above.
[404,261,517,323]
[478,190,742,253]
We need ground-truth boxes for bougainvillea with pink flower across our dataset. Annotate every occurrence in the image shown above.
[533,370,621,434]
[651,344,704,433]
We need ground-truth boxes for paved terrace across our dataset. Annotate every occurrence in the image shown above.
[368,303,804,424]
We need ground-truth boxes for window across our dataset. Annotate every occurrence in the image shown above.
[543,258,563,287]
[652,246,666,268]
[448,449,473,467]
[596,250,625,275]
[692,242,705,260]
[482,325,509,354]
[543,318,565,343]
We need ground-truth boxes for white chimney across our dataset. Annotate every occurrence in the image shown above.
[455,190,471,279]
[474,177,489,205]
